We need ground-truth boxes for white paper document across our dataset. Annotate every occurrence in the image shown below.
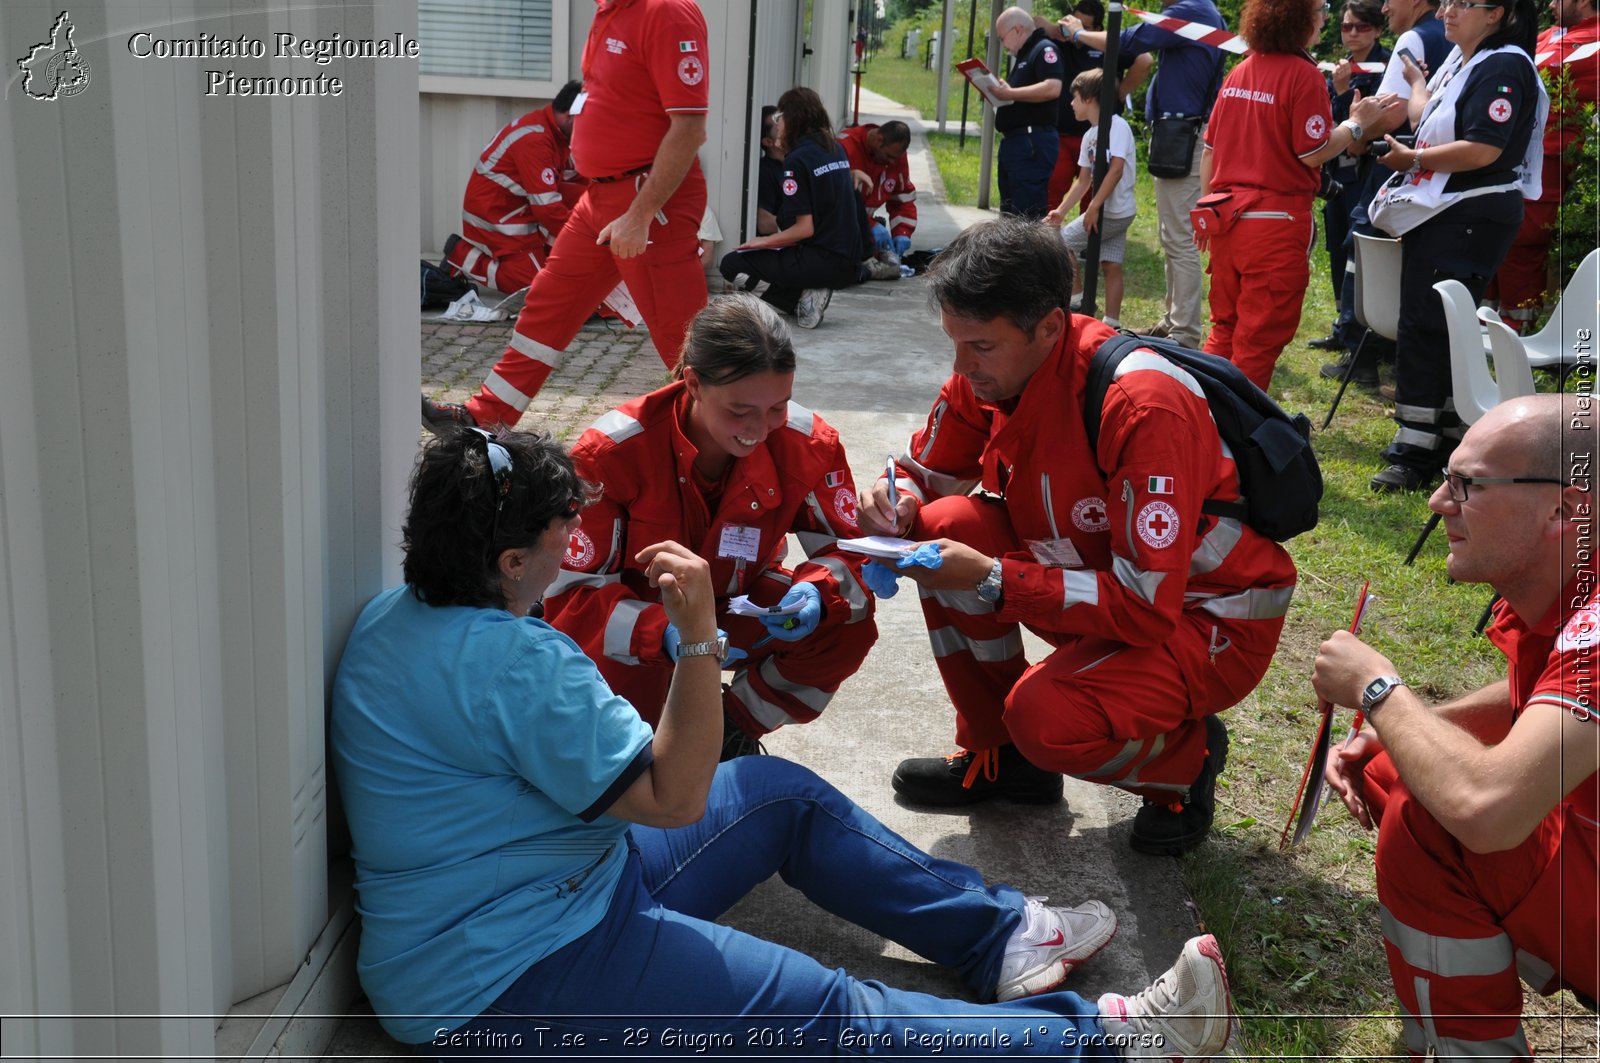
[836,535,919,561]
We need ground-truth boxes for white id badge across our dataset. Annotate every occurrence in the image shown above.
[717,524,762,562]
[569,91,588,115]
[1025,537,1084,568]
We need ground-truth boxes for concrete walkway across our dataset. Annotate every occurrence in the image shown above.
[325,93,1207,1060]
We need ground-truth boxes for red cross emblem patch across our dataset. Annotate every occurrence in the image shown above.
[1558,604,1600,652]
[1305,114,1327,139]
[564,528,595,568]
[1488,98,1513,123]
[833,488,860,529]
[782,177,799,196]
[1136,500,1180,549]
[677,55,704,86]
[1072,496,1110,533]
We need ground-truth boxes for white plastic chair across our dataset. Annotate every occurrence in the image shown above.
[1519,248,1598,377]
[1476,306,1537,401]
[1438,279,1516,426]
[1322,233,1403,429]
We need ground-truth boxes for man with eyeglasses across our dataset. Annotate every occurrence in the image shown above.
[989,6,1067,218]
[1314,393,1598,1058]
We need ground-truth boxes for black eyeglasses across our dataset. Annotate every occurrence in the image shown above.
[1443,470,1569,502]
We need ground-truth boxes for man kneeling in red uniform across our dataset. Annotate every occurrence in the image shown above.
[858,218,1296,855]
[1315,394,1598,1060]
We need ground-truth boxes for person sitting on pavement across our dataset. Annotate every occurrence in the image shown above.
[857,218,1298,857]
[441,79,585,295]
[1196,0,1403,390]
[544,295,876,760]
[720,87,862,330]
[331,420,1240,1060]
[840,119,918,277]
[1314,394,1598,1059]
[1045,68,1141,332]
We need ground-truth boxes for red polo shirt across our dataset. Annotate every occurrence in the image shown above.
[571,0,709,179]
[1203,51,1331,199]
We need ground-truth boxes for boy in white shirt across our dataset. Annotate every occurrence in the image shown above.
[1045,68,1138,329]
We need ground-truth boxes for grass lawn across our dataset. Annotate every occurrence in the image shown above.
[864,69,1600,1061]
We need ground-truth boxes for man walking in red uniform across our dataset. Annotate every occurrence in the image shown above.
[424,0,711,432]
[1487,0,1599,331]
[857,218,1296,856]
[1316,394,1598,1059]
[441,80,584,295]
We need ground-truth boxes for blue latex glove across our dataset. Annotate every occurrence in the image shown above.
[664,624,747,665]
[892,234,912,257]
[896,542,944,570]
[860,561,901,599]
[871,223,892,254]
[760,583,822,642]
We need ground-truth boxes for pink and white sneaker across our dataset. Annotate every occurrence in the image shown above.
[1097,934,1234,1060]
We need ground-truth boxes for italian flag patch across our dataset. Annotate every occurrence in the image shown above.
[679,40,699,52]
[1148,475,1175,495]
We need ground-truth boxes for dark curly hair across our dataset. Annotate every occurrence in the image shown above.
[777,86,836,153]
[401,427,595,609]
[1241,0,1320,54]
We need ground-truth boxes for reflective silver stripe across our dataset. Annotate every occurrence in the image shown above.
[1381,905,1516,979]
[1398,1002,1531,1060]
[928,626,1023,662]
[750,279,771,297]
[1112,555,1166,604]
[893,456,930,505]
[602,599,652,664]
[1111,350,1205,399]
[1080,733,1168,785]
[795,530,835,556]
[1395,402,1443,423]
[1239,210,1296,220]
[807,556,870,623]
[1395,426,1446,450]
[592,409,644,444]
[727,665,799,731]
[892,192,917,203]
[1062,567,1099,609]
[1041,474,1062,538]
[1122,733,1169,788]
[917,583,996,615]
[1078,736,1142,780]
[1190,517,1243,576]
[916,400,949,463]
[785,401,816,436]
[509,331,562,366]
[483,370,532,411]
[477,167,531,199]
[479,124,540,173]
[546,568,620,596]
[900,447,979,499]
[464,209,543,236]
[1516,948,1556,991]
[759,657,832,713]
[528,191,563,206]
[1195,585,1293,620]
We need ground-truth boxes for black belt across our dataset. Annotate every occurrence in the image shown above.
[592,165,652,184]
[1001,125,1045,138]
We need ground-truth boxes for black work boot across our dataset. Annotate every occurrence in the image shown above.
[421,394,477,435]
[892,744,1064,807]
[1129,715,1230,856]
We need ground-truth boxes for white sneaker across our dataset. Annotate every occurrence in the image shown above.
[994,897,1118,1002]
[795,288,831,329]
[1097,934,1233,1060]
[866,257,903,281]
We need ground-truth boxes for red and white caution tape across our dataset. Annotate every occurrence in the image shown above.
[1123,6,1598,68]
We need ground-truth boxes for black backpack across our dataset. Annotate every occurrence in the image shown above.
[1083,333,1323,542]
[420,259,475,309]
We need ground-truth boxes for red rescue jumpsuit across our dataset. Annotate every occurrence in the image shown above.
[464,0,711,429]
[544,382,878,737]
[444,104,582,294]
[892,316,1296,799]
[1200,51,1330,391]
[1486,18,1600,331]
[839,125,919,241]
[1362,579,1599,1060]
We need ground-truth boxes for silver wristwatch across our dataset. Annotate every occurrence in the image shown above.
[1361,675,1406,716]
[976,558,1004,604]
[1341,118,1364,142]
[675,635,728,661]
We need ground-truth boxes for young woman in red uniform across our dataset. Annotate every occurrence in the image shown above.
[544,294,877,756]
[1198,0,1401,390]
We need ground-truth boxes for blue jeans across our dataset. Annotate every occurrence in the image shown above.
[430,758,1112,1057]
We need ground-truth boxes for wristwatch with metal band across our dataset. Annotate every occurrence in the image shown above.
[976,558,1004,604]
[1361,675,1406,716]
[675,636,728,660]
